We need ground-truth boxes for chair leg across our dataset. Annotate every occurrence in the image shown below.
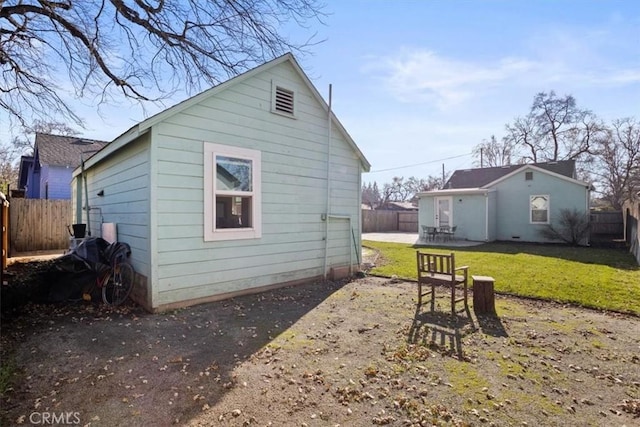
[418,282,422,306]
[451,285,456,315]
[463,282,468,311]
[429,284,434,311]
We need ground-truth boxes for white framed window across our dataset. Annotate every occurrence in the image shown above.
[530,195,549,224]
[271,80,296,117]
[204,143,262,241]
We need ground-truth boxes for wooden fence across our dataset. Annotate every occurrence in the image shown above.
[9,199,72,253]
[362,210,418,233]
[590,211,623,236]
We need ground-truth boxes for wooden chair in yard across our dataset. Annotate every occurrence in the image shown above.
[416,251,469,315]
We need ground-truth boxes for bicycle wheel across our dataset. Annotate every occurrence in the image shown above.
[102,262,134,306]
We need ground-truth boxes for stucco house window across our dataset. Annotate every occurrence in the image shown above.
[204,143,262,241]
[530,195,549,224]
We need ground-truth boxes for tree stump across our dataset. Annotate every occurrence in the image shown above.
[472,275,496,316]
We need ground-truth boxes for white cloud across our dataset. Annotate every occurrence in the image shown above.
[368,35,640,111]
[368,49,539,108]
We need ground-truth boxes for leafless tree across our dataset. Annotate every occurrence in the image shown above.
[363,174,449,209]
[504,115,539,163]
[0,141,19,192]
[592,118,640,210]
[504,91,604,163]
[472,135,517,167]
[1,0,325,127]
[362,182,381,210]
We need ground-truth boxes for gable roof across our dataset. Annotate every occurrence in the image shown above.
[80,53,370,173]
[444,160,577,189]
[35,133,109,168]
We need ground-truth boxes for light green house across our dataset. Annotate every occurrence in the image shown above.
[418,161,591,244]
[71,53,370,312]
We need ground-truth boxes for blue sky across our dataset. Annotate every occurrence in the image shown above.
[10,1,639,185]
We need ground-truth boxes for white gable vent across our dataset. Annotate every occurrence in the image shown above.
[272,82,296,117]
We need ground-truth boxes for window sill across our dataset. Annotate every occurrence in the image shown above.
[204,228,262,242]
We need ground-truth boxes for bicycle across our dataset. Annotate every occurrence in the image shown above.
[95,253,135,306]
[66,238,135,306]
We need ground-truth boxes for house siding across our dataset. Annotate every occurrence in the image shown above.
[487,191,497,241]
[419,193,492,241]
[41,166,74,199]
[418,197,435,231]
[72,135,152,282]
[493,168,588,242]
[451,194,487,241]
[150,61,362,307]
[26,165,40,198]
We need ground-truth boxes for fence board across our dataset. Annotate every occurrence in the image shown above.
[398,211,418,232]
[362,210,418,233]
[590,211,623,236]
[10,199,72,253]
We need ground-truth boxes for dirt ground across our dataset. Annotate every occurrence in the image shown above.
[1,263,639,426]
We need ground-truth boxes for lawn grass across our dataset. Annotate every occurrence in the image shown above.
[363,240,640,316]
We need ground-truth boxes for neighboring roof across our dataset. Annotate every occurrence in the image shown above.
[35,133,109,168]
[78,53,370,174]
[379,201,418,210]
[444,160,577,189]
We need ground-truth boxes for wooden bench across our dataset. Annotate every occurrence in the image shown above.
[416,251,469,314]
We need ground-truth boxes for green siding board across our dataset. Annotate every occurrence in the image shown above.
[159,259,323,290]
[155,267,322,305]
[156,174,203,189]
[158,250,326,281]
[156,187,204,204]
[159,246,326,276]
[163,104,331,146]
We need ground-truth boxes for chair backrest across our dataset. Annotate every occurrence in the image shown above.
[417,251,455,276]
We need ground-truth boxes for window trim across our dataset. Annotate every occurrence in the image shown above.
[530,194,550,224]
[271,80,297,118]
[204,143,262,241]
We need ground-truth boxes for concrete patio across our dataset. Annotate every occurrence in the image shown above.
[362,232,484,247]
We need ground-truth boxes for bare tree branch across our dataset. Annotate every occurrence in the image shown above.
[592,118,640,209]
[1,0,326,127]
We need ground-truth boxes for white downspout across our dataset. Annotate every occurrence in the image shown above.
[485,192,489,241]
[586,186,590,246]
[323,84,333,279]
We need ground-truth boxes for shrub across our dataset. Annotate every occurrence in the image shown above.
[539,208,590,246]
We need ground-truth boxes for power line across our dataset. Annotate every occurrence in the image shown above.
[367,153,472,173]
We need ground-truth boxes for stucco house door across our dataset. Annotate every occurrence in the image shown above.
[435,196,453,228]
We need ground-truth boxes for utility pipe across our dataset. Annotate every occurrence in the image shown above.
[82,157,91,236]
[323,84,333,279]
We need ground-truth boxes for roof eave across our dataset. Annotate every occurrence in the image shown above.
[417,188,495,197]
[72,125,147,176]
